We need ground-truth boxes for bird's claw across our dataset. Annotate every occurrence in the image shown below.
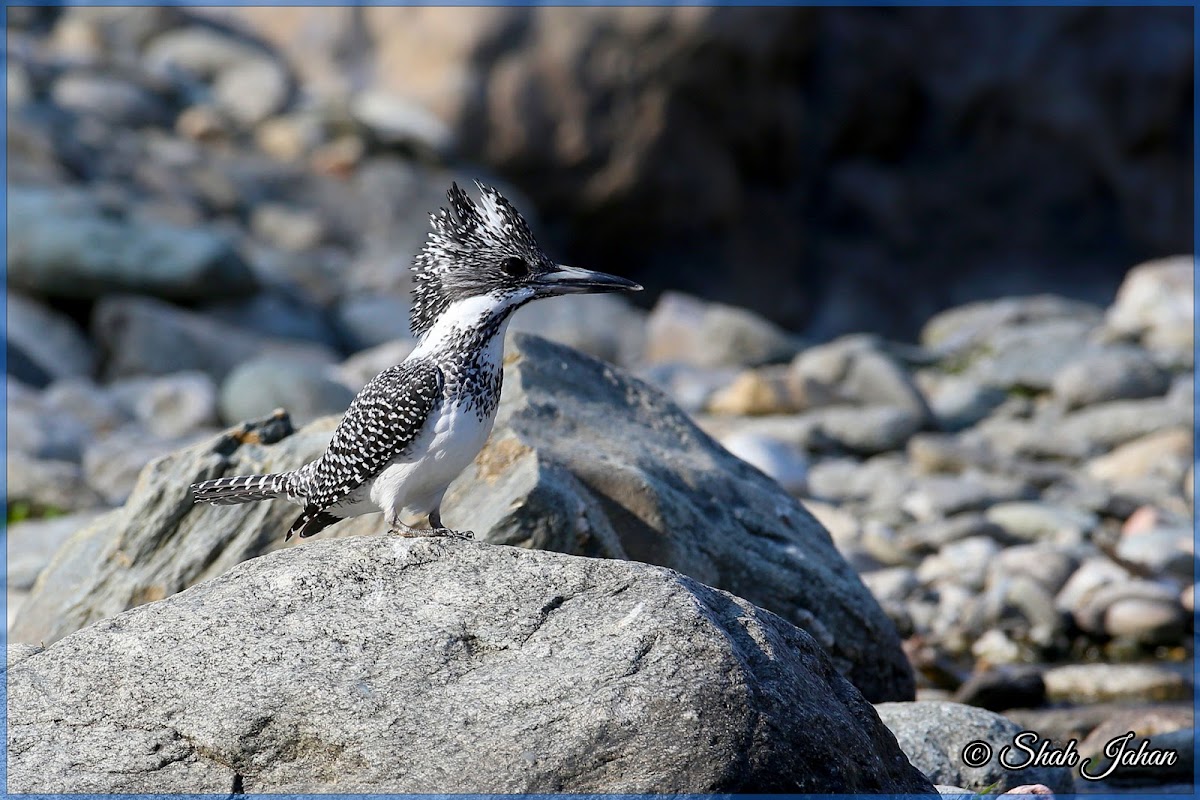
[387,525,474,540]
[432,527,474,540]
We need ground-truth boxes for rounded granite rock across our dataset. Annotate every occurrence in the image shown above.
[8,537,936,795]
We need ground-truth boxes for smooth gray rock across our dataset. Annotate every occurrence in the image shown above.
[806,454,915,508]
[984,501,1098,543]
[901,513,1012,551]
[6,401,94,462]
[1087,428,1192,485]
[8,537,936,794]
[643,291,801,368]
[876,701,1074,795]
[1055,556,1131,614]
[916,536,1001,591]
[1077,704,1193,762]
[1071,579,1187,645]
[921,295,1103,355]
[92,295,336,381]
[82,426,210,506]
[213,57,289,127]
[352,87,457,155]
[1059,395,1194,452]
[717,430,809,494]
[440,334,915,701]
[6,293,96,385]
[972,573,1068,653]
[333,291,419,353]
[985,544,1081,597]
[6,452,105,513]
[952,666,1047,712]
[1042,663,1191,704]
[508,292,648,367]
[54,7,184,58]
[862,567,920,605]
[922,374,1008,432]
[1052,345,1170,409]
[219,357,355,426]
[108,371,220,440]
[6,511,104,590]
[963,318,1096,392]
[961,415,1091,463]
[50,71,167,126]
[202,290,340,349]
[143,24,265,79]
[41,377,132,435]
[8,59,30,106]
[7,187,256,301]
[1105,256,1194,354]
[809,404,924,455]
[791,334,933,420]
[696,411,827,455]
[636,362,742,413]
[901,475,1028,522]
[1115,525,1195,581]
[250,202,327,252]
[1008,700,1193,747]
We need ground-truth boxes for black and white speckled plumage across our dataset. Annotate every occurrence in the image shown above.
[285,359,444,538]
[433,312,511,418]
[190,181,638,541]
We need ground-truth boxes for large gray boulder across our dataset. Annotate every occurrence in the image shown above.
[14,335,913,703]
[7,537,936,794]
[441,334,913,701]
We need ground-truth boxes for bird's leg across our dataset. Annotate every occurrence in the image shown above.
[428,507,474,540]
[385,509,426,538]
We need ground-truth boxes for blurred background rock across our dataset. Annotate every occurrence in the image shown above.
[5,7,1194,792]
[9,6,1192,341]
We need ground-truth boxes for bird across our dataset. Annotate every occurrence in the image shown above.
[191,181,642,541]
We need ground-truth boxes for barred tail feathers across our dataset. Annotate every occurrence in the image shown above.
[190,473,293,506]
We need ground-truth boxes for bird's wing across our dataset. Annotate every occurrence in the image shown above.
[301,358,445,512]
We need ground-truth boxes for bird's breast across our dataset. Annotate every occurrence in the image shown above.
[429,397,495,461]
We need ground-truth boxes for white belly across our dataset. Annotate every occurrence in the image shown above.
[366,398,495,522]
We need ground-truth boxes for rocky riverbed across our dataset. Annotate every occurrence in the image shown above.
[6,6,1195,796]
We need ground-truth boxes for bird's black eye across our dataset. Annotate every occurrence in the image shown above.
[500,256,530,278]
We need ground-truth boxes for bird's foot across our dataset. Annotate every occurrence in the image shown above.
[430,527,475,540]
[385,518,473,540]
[386,518,426,538]
[425,508,472,539]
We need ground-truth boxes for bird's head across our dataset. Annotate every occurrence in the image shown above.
[409,181,641,338]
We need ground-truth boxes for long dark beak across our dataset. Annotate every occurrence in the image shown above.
[536,265,643,296]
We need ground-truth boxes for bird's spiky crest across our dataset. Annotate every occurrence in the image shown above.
[409,181,542,338]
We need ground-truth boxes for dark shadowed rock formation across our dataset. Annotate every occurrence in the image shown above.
[200,6,1192,339]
